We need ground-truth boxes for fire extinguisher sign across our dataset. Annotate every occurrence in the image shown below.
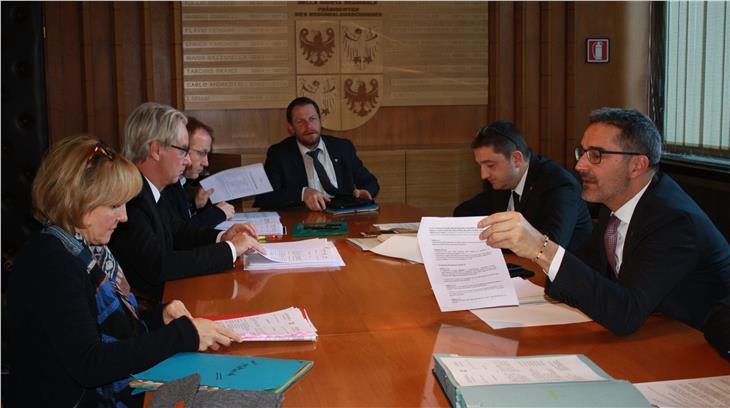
[586,38,610,63]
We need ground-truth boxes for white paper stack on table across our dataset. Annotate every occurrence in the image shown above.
[215,211,284,236]
[470,277,592,329]
[244,238,345,270]
[373,222,420,232]
[212,307,317,341]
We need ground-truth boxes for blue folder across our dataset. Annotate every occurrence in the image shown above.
[131,352,313,394]
[433,354,651,407]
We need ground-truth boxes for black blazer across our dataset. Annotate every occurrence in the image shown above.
[548,173,730,335]
[108,174,234,304]
[254,135,379,208]
[454,154,592,251]
[161,180,226,228]
[8,233,198,407]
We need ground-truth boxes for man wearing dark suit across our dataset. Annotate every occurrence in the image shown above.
[161,116,234,228]
[109,102,263,306]
[254,96,379,211]
[454,121,592,251]
[479,108,730,335]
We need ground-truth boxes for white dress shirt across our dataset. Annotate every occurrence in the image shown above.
[298,138,339,200]
[547,179,652,281]
[509,164,530,211]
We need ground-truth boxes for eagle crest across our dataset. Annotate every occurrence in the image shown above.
[301,79,337,117]
[299,27,335,67]
[344,78,379,117]
[343,27,378,69]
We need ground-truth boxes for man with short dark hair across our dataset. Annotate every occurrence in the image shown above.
[455,120,592,251]
[161,116,234,228]
[479,108,730,335]
[254,96,379,211]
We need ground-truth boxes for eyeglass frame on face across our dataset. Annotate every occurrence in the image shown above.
[574,145,645,164]
[168,144,190,157]
[190,148,209,160]
[86,141,114,164]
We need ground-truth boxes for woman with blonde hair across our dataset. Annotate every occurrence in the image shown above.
[8,135,240,407]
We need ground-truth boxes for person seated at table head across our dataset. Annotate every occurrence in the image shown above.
[454,120,592,251]
[161,115,235,227]
[478,107,730,335]
[7,135,242,407]
[108,102,264,306]
[253,96,379,211]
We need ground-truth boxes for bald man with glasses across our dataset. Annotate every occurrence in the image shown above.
[478,107,730,335]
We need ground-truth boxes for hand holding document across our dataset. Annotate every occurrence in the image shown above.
[215,211,284,236]
[199,163,273,203]
[211,307,318,341]
[417,217,517,312]
[244,238,345,270]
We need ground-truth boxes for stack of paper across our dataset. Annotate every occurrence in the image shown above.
[433,354,651,407]
[470,277,592,329]
[130,352,313,394]
[244,238,345,270]
[212,307,318,341]
[215,211,284,236]
[373,222,420,232]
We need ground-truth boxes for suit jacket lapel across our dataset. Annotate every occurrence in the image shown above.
[140,176,172,248]
[620,174,660,268]
[518,155,541,212]
[322,136,344,194]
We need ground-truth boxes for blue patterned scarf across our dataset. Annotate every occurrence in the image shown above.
[43,223,147,407]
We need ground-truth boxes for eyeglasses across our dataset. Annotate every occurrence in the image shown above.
[574,146,644,164]
[169,144,190,157]
[190,148,209,159]
[86,141,114,164]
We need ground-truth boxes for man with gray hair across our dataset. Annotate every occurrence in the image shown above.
[109,102,263,306]
[478,108,730,335]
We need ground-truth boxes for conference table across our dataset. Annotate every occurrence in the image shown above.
[162,203,729,407]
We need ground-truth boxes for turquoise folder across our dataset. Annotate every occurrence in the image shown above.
[433,354,651,407]
[131,352,313,394]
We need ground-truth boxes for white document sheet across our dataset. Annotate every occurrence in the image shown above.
[346,237,381,251]
[214,307,318,341]
[215,211,284,236]
[370,235,423,263]
[634,375,730,408]
[417,216,518,312]
[244,238,345,270]
[199,163,273,203]
[440,355,605,387]
[470,277,592,329]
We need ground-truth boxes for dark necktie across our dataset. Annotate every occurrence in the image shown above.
[604,215,620,276]
[306,148,338,195]
[512,191,521,211]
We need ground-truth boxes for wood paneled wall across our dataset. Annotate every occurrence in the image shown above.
[43,2,650,213]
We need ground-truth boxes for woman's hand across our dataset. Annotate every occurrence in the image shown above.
[191,318,242,351]
[162,300,192,325]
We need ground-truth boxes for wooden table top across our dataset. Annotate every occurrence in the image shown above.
[162,203,730,407]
